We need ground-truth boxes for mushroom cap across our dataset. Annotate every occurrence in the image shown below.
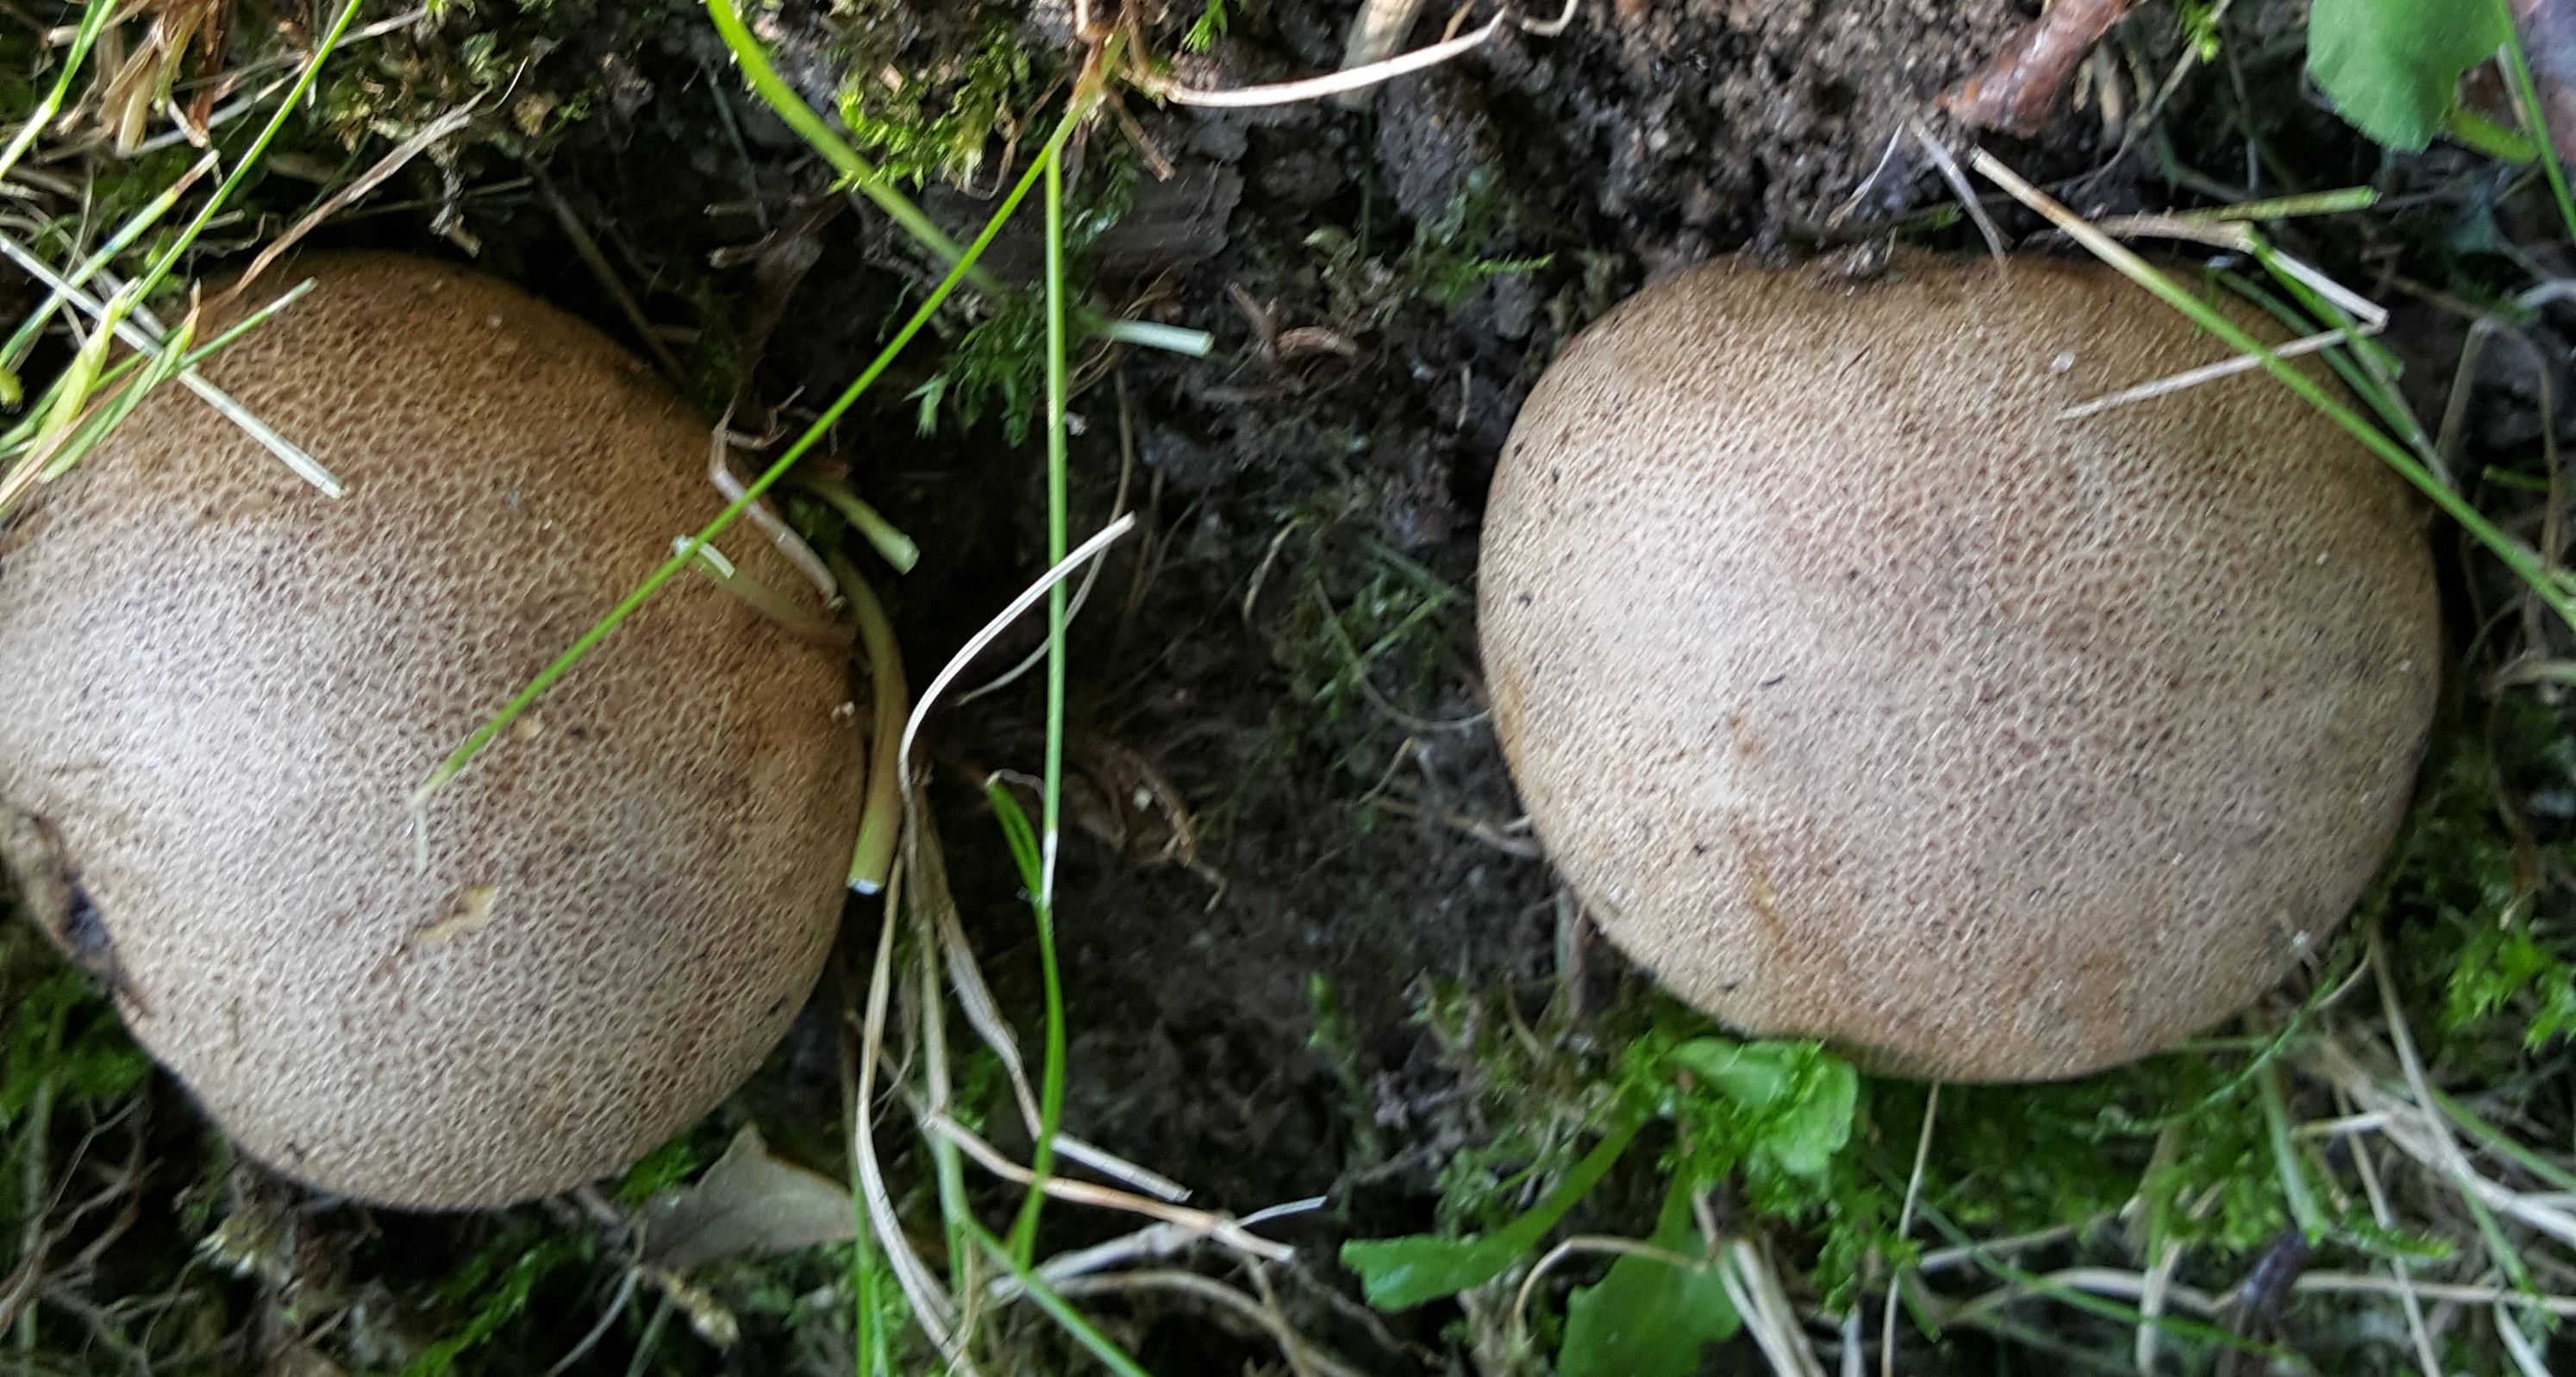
[1478,252,2442,1081]
[0,253,864,1206]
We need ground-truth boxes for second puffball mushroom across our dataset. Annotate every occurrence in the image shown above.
[0,253,865,1207]
[1478,252,2441,1081]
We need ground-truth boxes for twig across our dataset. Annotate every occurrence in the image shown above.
[1940,0,2136,136]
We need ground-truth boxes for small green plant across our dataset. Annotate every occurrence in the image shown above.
[835,23,1036,188]
[912,155,1140,441]
[2307,0,2512,152]
[0,967,148,1132]
[1339,985,1872,1377]
[1185,0,1230,53]
[1307,166,1550,333]
[397,1231,591,1377]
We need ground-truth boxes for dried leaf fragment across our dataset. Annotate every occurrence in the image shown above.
[636,1124,856,1274]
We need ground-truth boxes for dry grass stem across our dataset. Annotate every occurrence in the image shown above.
[0,230,334,494]
[1884,1083,1939,1377]
[1727,1234,1828,1377]
[898,512,1137,774]
[850,880,968,1360]
[1910,124,2004,266]
[226,98,484,298]
[921,1113,1295,1263]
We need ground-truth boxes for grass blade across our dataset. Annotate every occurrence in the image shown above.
[415,97,1090,808]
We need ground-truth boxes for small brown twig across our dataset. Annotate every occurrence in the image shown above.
[1940,0,2137,137]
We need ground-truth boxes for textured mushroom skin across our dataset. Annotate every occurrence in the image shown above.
[0,253,864,1207]
[1479,252,2441,1081]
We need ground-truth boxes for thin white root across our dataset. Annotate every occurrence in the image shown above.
[1016,1197,1328,1293]
[1146,15,1505,109]
[1045,1269,1375,1377]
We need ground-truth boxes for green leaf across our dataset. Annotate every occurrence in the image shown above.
[1667,1038,1857,1180]
[2445,917,2576,1048]
[1559,1180,1738,1377]
[1341,1111,1644,1310]
[1338,1234,1528,1313]
[2307,0,2510,151]
[986,777,1044,894]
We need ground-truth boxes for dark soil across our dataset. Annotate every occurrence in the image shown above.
[3,0,2393,1371]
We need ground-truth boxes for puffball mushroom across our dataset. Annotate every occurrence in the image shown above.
[0,253,864,1208]
[1479,251,2441,1081]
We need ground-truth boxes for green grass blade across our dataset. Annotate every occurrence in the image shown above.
[703,0,983,285]
[971,1224,1158,1377]
[2498,2,2576,247]
[0,0,116,185]
[0,278,310,466]
[1,154,213,377]
[1971,150,2576,635]
[415,98,1089,808]
[2258,1061,2329,1242]
[803,478,922,573]
[837,562,907,895]
[1004,96,1077,1268]
[702,0,1208,359]
[129,0,367,308]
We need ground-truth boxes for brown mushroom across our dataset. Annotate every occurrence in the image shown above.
[0,252,864,1207]
[1477,251,2441,1081]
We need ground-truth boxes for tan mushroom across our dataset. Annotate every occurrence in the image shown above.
[1478,250,2441,1081]
[0,252,864,1207]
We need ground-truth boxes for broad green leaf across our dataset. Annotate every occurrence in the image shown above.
[1342,1111,1643,1310]
[2308,0,2510,151]
[1559,1180,1738,1377]
[1667,1038,1857,1180]
[1338,1234,1527,1312]
[1668,1038,1795,1105]
[1760,1057,1857,1180]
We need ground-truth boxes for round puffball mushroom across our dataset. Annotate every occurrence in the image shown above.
[0,253,864,1207]
[1478,251,2441,1081]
